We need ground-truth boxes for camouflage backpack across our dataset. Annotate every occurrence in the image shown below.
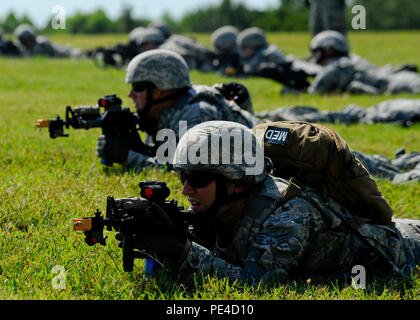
[252,121,394,226]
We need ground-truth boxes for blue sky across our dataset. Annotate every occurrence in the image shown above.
[0,0,280,28]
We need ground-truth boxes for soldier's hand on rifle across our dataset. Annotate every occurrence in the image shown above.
[96,134,130,165]
[115,230,191,266]
[216,82,252,112]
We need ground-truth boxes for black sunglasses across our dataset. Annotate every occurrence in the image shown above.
[179,171,216,188]
[132,82,152,93]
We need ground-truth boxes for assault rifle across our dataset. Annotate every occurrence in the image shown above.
[72,181,194,272]
[254,61,315,91]
[87,41,138,68]
[212,51,243,76]
[36,94,155,165]
[0,39,22,56]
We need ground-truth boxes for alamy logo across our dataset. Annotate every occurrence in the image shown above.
[351,265,366,289]
[51,265,66,290]
[352,5,366,30]
[155,121,265,176]
[51,5,66,30]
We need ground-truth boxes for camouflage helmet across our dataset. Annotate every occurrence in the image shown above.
[128,27,145,42]
[125,49,191,90]
[148,21,171,39]
[237,27,267,49]
[310,30,349,54]
[14,24,36,43]
[211,25,239,52]
[134,28,165,47]
[173,121,267,186]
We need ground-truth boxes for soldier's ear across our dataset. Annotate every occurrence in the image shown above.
[226,182,246,194]
[153,88,177,100]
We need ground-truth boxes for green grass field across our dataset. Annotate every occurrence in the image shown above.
[0,31,419,300]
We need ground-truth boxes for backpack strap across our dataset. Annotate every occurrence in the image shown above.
[244,177,303,223]
[325,200,407,279]
[278,177,304,205]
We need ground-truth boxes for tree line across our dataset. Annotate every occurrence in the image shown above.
[1,0,420,34]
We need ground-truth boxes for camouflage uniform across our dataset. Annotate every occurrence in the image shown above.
[126,84,261,171]
[210,25,242,76]
[128,27,145,43]
[33,36,84,58]
[354,150,420,184]
[121,49,259,171]
[237,27,288,76]
[308,0,346,36]
[0,27,23,56]
[179,174,420,286]
[362,98,420,126]
[308,31,420,94]
[159,34,215,72]
[133,28,165,53]
[256,98,420,127]
[242,45,289,76]
[14,24,84,58]
[169,121,420,286]
[256,105,361,124]
[311,55,420,95]
[148,21,172,40]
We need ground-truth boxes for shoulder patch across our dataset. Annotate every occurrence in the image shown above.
[264,126,290,145]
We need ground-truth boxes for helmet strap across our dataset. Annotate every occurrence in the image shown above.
[137,87,189,135]
[137,87,188,136]
[205,176,250,218]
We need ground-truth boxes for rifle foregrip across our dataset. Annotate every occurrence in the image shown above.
[122,237,134,272]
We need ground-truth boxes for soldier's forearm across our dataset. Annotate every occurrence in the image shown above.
[178,241,260,287]
[126,150,158,171]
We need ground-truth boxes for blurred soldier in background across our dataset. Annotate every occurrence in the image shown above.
[237,27,319,91]
[96,49,259,172]
[256,98,420,128]
[14,24,84,58]
[354,149,420,184]
[306,0,347,36]
[148,20,172,40]
[128,26,145,44]
[134,28,165,53]
[87,26,143,68]
[159,33,215,72]
[308,30,420,94]
[0,27,23,56]
[237,27,288,75]
[90,20,215,71]
[144,20,216,72]
[210,25,242,76]
[88,25,165,68]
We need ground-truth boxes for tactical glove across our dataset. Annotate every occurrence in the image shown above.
[115,228,190,267]
[215,82,254,113]
[216,82,251,108]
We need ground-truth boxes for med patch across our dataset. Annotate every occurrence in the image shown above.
[264,126,290,145]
